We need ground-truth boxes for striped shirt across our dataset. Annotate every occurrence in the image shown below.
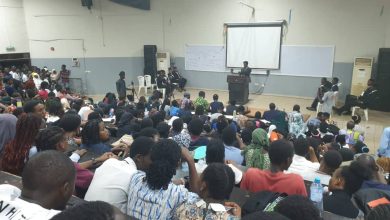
[127,171,199,220]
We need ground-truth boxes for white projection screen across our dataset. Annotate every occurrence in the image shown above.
[226,22,283,69]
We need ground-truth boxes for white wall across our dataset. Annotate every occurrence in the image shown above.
[0,0,29,54]
[23,0,389,62]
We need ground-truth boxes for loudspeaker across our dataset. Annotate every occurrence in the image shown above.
[144,45,157,83]
[376,48,390,111]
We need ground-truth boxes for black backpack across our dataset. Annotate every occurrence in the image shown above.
[242,191,287,216]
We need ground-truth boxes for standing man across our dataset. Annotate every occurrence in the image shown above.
[60,64,71,90]
[116,71,127,99]
[240,61,252,77]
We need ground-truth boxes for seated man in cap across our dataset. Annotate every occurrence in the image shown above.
[0,150,75,219]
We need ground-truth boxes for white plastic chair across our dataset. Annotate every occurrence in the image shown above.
[137,76,147,95]
[144,75,157,91]
[352,106,368,121]
[156,84,166,98]
[332,91,339,107]
[316,102,323,114]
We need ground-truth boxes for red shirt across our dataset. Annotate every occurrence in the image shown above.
[38,89,48,100]
[241,168,307,197]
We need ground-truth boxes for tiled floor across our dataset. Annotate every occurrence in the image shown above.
[90,87,390,153]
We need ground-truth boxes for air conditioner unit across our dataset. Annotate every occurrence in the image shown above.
[350,57,373,96]
[157,52,170,73]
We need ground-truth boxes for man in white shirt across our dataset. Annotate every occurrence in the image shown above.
[0,150,75,220]
[84,136,154,213]
[287,137,320,175]
[302,150,343,185]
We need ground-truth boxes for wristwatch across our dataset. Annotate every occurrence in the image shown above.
[91,157,98,165]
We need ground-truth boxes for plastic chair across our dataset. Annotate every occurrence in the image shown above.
[316,102,323,114]
[137,76,147,95]
[332,91,339,107]
[156,85,166,98]
[352,106,368,121]
[144,75,157,91]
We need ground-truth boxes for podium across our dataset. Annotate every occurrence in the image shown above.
[227,75,250,105]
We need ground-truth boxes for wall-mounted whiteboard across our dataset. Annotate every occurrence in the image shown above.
[185,45,227,72]
[274,45,334,77]
[185,45,334,77]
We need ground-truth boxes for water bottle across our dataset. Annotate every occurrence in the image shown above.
[310,177,324,216]
[233,110,237,120]
[109,108,114,118]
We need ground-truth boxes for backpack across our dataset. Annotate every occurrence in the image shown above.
[242,191,287,216]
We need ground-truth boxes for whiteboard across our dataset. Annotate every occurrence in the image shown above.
[185,45,334,77]
[185,45,227,72]
[274,45,334,77]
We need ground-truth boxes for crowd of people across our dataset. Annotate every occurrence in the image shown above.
[0,64,390,220]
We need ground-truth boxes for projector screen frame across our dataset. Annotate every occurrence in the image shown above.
[225,21,285,70]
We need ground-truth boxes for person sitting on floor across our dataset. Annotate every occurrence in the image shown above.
[263,103,281,122]
[288,104,306,139]
[209,94,224,114]
[194,91,209,111]
[225,100,237,115]
[84,136,154,213]
[0,151,75,219]
[241,139,307,196]
[126,139,199,219]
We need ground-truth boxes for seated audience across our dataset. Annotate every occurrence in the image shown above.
[2,113,42,175]
[352,115,365,135]
[188,118,209,149]
[116,112,134,137]
[81,119,112,154]
[45,98,64,124]
[0,113,17,152]
[171,118,191,148]
[351,141,370,154]
[169,100,180,117]
[225,100,237,115]
[356,154,390,190]
[85,136,154,213]
[241,140,307,196]
[275,195,321,220]
[0,151,75,219]
[194,91,209,111]
[51,201,129,220]
[194,105,208,124]
[23,100,46,119]
[338,147,355,162]
[303,150,343,185]
[196,139,243,184]
[366,204,390,220]
[58,112,82,151]
[126,139,199,219]
[288,104,306,138]
[156,122,170,138]
[38,81,49,100]
[324,161,371,218]
[209,94,224,114]
[341,121,364,145]
[287,137,319,176]
[263,103,280,122]
[222,126,243,165]
[378,127,390,158]
[243,128,270,170]
[306,112,323,130]
[174,163,241,219]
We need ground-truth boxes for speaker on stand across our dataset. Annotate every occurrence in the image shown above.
[144,45,157,84]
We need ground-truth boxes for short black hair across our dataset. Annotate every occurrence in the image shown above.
[333,77,339,83]
[352,115,361,124]
[46,99,64,117]
[141,118,154,129]
[338,148,354,161]
[51,201,117,220]
[293,104,300,112]
[36,126,65,152]
[366,204,390,220]
[268,140,294,165]
[87,111,102,121]
[171,100,179,107]
[213,94,219,100]
[199,91,205,98]
[129,136,154,158]
[229,100,236,106]
[202,163,235,200]
[347,121,355,130]
[172,118,183,133]
[243,61,248,65]
[323,150,342,170]
[293,137,309,157]
[22,150,75,200]
[222,126,236,146]
[58,113,81,132]
[275,195,321,220]
[269,103,276,110]
[81,120,102,145]
[254,111,261,119]
[23,100,41,113]
[146,139,181,190]
[188,118,203,136]
[336,134,346,145]
[195,105,205,115]
[156,122,170,138]
[135,127,159,139]
[352,141,369,154]
[206,139,225,164]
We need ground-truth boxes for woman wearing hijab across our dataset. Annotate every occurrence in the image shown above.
[243,128,270,170]
[378,127,390,158]
[288,105,307,139]
[116,112,134,137]
[0,114,17,152]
